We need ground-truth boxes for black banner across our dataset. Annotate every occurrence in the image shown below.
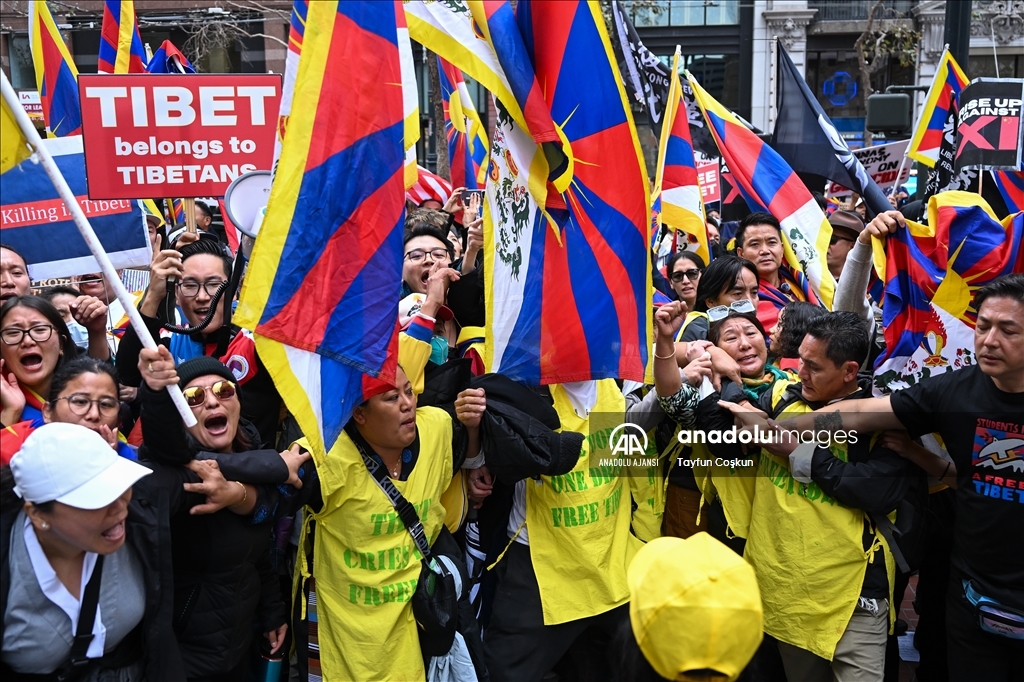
[955,79,1024,171]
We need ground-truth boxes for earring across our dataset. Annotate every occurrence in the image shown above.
[40,521,49,530]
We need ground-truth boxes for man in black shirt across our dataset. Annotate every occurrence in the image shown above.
[772,273,1024,681]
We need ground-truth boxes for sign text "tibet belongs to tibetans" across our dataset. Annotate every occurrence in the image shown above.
[78,74,282,199]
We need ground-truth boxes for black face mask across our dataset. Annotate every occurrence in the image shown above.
[710,241,724,260]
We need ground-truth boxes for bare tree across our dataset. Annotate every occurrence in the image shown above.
[854,0,921,146]
[427,51,450,182]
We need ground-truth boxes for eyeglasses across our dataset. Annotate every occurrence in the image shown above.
[55,394,120,417]
[404,248,451,263]
[829,235,854,246]
[669,268,702,283]
[179,280,227,298]
[0,325,55,345]
[182,380,237,408]
[707,298,756,322]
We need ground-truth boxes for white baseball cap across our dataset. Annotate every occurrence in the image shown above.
[11,423,151,510]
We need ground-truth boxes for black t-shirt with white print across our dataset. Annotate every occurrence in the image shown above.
[890,365,1024,609]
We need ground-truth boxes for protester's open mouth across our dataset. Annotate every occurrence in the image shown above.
[194,307,211,318]
[203,414,229,435]
[737,353,760,368]
[102,520,125,542]
[420,271,430,287]
[18,353,43,371]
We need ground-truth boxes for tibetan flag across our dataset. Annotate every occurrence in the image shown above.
[146,39,195,74]
[907,48,968,168]
[272,0,307,172]
[655,48,710,265]
[872,191,1024,395]
[29,1,81,137]
[688,73,835,309]
[484,0,651,385]
[235,1,405,459]
[993,171,1024,214]
[397,7,419,189]
[438,57,488,190]
[1,75,32,174]
[98,1,148,74]
[168,198,185,226]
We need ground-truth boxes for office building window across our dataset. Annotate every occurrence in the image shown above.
[630,0,739,27]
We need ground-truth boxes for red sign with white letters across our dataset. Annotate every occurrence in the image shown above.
[78,74,281,199]
[696,157,721,204]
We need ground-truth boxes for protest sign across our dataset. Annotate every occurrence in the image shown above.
[78,74,282,199]
[955,78,1024,171]
[696,156,721,204]
[0,135,150,279]
[826,139,912,197]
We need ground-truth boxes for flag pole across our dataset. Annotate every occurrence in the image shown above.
[0,71,197,427]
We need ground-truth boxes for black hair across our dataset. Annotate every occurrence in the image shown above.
[705,216,720,229]
[975,273,1024,310]
[46,355,119,404]
[708,311,766,346]
[805,311,869,368]
[774,301,827,359]
[0,295,78,366]
[693,255,759,312]
[0,243,28,267]
[404,224,454,260]
[735,212,781,248]
[178,238,232,279]
[667,250,706,276]
[40,285,82,302]
[195,201,213,219]
[811,191,827,212]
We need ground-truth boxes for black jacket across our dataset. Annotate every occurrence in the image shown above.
[133,385,288,678]
[115,309,282,446]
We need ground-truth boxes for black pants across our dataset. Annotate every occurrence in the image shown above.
[484,542,629,682]
[913,487,955,682]
[946,574,1024,682]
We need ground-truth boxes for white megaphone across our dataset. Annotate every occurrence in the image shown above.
[223,170,272,239]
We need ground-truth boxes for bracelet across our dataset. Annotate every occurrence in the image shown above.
[230,481,247,507]
[653,349,676,360]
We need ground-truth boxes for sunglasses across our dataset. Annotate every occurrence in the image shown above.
[183,380,237,408]
[707,298,756,322]
[829,235,854,246]
[669,268,702,283]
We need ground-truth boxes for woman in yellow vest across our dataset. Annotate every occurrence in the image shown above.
[290,365,486,681]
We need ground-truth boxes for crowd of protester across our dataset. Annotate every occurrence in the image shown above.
[0,185,1021,682]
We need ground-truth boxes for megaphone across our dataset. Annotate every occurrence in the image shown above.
[223,170,272,239]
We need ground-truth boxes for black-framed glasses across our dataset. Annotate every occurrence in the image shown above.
[179,280,227,298]
[404,248,450,263]
[670,268,702,283]
[0,325,55,345]
[182,380,237,408]
[707,299,756,322]
[829,235,854,246]
[54,394,121,417]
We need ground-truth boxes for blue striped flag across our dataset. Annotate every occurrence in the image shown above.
[146,39,195,74]
[234,1,406,459]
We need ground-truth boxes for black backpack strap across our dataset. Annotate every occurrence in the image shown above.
[351,437,432,561]
[59,554,105,679]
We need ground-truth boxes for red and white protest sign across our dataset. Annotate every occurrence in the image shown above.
[78,74,281,199]
[696,157,721,204]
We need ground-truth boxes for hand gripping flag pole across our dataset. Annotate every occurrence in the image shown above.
[1,71,197,426]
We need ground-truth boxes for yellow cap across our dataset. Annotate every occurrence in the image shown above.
[627,533,763,682]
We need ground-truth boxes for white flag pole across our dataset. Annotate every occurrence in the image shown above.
[0,71,197,427]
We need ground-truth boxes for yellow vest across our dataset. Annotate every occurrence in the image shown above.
[525,380,642,625]
[738,381,896,660]
[299,407,453,681]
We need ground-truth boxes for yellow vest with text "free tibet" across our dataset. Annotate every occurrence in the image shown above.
[526,380,642,625]
[299,407,453,681]
[743,380,896,661]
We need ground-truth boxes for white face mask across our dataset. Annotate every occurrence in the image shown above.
[66,319,90,349]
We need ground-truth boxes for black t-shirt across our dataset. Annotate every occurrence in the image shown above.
[890,365,1024,608]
